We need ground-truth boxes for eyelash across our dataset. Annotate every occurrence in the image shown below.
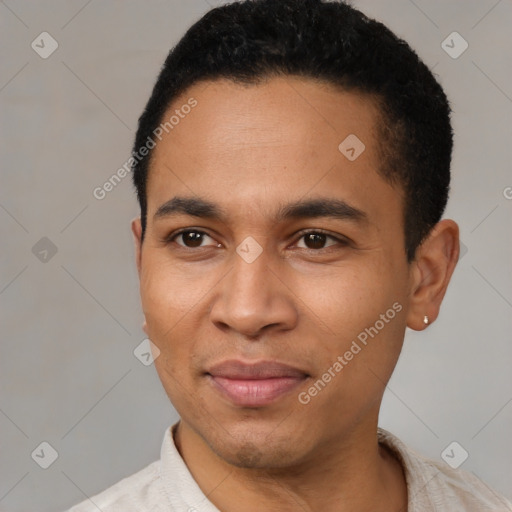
[163,228,349,251]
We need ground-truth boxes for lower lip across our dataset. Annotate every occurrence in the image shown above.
[209,375,306,407]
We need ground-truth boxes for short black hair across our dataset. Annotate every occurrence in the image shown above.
[132,0,453,261]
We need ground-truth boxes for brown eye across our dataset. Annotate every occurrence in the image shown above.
[181,231,204,247]
[173,230,217,248]
[297,232,340,250]
[304,233,327,249]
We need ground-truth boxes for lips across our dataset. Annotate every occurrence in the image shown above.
[206,360,308,407]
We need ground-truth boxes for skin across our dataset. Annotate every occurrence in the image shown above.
[131,76,459,511]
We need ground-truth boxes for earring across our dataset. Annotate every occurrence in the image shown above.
[423,315,429,325]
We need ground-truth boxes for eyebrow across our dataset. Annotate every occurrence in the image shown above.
[154,197,225,221]
[153,196,367,224]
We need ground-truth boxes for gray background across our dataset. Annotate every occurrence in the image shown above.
[0,0,511,510]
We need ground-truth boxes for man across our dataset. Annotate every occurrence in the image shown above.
[68,0,512,510]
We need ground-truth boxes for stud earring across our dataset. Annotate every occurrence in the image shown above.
[423,315,429,325]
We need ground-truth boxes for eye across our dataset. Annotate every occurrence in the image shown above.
[165,229,347,252]
[295,231,346,250]
[170,229,219,248]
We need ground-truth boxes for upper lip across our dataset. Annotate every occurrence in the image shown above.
[207,360,308,379]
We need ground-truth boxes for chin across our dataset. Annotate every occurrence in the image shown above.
[215,439,298,469]
[202,421,310,469]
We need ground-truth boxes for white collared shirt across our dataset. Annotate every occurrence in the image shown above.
[67,424,512,511]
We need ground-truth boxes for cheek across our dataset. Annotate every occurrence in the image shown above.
[139,257,223,384]
[292,260,408,400]
[327,271,406,384]
[139,262,199,387]
[139,257,214,331]
[291,260,404,340]
[141,262,202,408]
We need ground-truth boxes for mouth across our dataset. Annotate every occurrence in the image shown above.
[206,360,309,407]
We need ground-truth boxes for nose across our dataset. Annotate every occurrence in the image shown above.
[209,246,298,338]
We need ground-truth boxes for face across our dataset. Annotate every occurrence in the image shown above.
[134,76,415,469]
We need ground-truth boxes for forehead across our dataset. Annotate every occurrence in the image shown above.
[158,76,382,158]
[145,76,399,223]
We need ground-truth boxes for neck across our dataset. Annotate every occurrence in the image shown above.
[174,420,407,512]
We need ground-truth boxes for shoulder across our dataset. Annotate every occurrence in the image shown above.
[417,456,512,511]
[66,459,167,512]
[378,428,512,511]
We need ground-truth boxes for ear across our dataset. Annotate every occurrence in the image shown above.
[131,217,149,334]
[131,217,143,277]
[406,219,460,331]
